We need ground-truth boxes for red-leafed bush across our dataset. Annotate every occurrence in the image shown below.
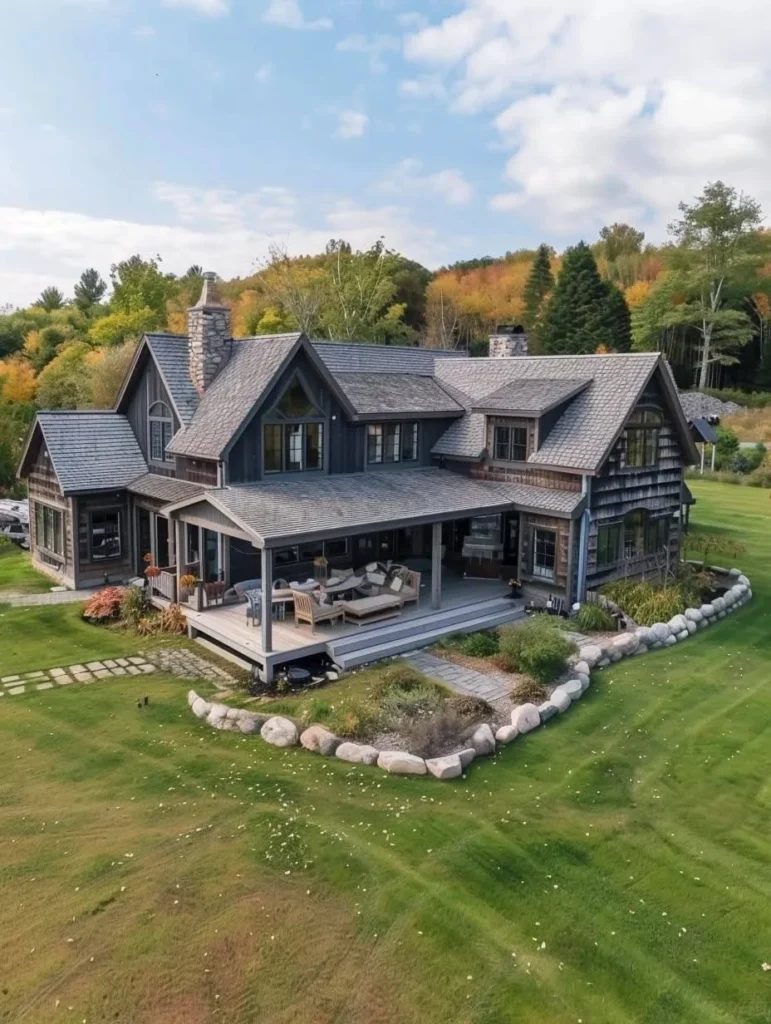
[83,586,125,623]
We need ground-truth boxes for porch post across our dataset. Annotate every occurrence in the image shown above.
[168,515,176,568]
[261,546,273,654]
[198,526,204,580]
[565,516,576,608]
[174,519,184,602]
[431,521,442,610]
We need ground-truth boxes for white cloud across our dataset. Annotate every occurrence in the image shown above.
[262,0,332,31]
[255,62,273,82]
[0,184,449,307]
[405,0,771,236]
[398,75,446,101]
[397,12,428,30]
[336,34,399,73]
[379,159,473,206]
[161,0,229,15]
[335,110,368,139]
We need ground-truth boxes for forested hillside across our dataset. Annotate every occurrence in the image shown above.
[3,180,771,495]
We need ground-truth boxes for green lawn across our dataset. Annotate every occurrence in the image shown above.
[0,481,770,1023]
[0,543,52,594]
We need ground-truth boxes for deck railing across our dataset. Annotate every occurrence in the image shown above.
[151,569,178,603]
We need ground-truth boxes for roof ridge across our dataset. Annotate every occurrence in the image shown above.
[465,352,660,363]
[38,409,125,416]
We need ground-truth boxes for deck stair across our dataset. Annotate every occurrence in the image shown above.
[326,597,525,670]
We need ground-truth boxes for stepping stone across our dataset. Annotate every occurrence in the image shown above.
[24,671,45,679]
[35,682,54,691]
[8,686,24,695]
[49,668,67,678]
[56,676,73,685]
[103,660,117,668]
[116,658,129,667]
[73,672,93,683]
[140,663,156,674]
[69,665,85,673]
[112,667,127,676]
[86,662,104,671]
[128,657,145,665]
[1,675,20,683]
[94,669,112,679]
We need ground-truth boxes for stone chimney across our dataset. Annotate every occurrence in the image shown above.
[187,272,232,393]
[489,324,529,358]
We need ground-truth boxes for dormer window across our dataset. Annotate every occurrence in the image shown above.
[493,424,527,462]
[263,375,325,474]
[149,401,174,463]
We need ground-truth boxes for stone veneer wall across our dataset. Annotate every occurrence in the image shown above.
[489,333,529,358]
[187,306,231,394]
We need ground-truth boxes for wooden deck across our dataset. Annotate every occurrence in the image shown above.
[170,574,514,676]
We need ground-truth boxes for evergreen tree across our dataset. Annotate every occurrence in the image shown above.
[540,242,631,354]
[73,268,107,312]
[522,243,554,341]
[34,286,65,312]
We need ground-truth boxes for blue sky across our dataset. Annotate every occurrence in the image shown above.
[2,0,770,305]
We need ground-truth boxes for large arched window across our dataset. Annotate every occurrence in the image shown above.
[625,408,662,468]
[149,401,174,463]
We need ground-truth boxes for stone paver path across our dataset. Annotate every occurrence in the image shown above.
[0,589,93,607]
[404,651,510,702]
[0,648,238,698]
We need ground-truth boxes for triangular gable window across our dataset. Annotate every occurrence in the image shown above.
[271,378,321,420]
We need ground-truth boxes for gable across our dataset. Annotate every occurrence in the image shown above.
[115,334,198,427]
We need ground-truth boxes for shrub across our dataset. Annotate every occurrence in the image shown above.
[379,684,444,727]
[120,586,147,627]
[83,586,125,623]
[456,631,499,658]
[510,676,548,705]
[159,604,186,635]
[400,708,470,759]
[371,664,427,697]
[602,579,695,626]
[498,616,577,684]
[446,694,493,719]
[573,602,616,633]
[733,443,766,474]
[326,702,381,739]
[683,533,747,569]
[746,465,771,488]
[136,615,158,636]
[714,425,740,469]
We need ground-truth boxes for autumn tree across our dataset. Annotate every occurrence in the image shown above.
[522,243,554,345]
[73,268,107,312]
[109,255,176,324]
[320,240,409,342]
[540,242,632,354]
[666,181,765,389]
[258,245,325,336]
[34,286,65,312]
[85,341,138,408]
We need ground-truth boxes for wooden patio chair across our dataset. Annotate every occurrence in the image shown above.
[383,568,422,607]
[292,590,344,634]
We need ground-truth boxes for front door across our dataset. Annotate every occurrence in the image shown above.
[504,512,519,571]
[203,529,220,582]
[137,508,152,574]
[156,516,170,569]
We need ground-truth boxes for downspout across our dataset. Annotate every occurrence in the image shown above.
[575,475,592,604]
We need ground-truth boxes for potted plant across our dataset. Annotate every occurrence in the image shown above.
[179,573,199,604]
[313,554,328,583]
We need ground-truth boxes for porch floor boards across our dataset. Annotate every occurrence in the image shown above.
[178,574,512,668]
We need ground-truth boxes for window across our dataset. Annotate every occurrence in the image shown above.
[148,401,174,463]
[324,538,349,558]
[275,380,318,419]
[625,408,662,468]
[533,528,556,579]
[645,515,670,555]
[90,510,121,561]
[493,424,528,462]
[367,421,419,464]
[596,522,623,567]
[264,422,324,473]
[35,502,64,557]
[274,537,349,567]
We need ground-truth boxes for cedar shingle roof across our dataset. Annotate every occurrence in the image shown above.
[128,473,205,503]
[175,467,584,546]
[334,372,463,416]
[472,378,590,415]
[434,353,663,471]
[312,342,464,376]
[166,333,302,459]
[36,412,147,494]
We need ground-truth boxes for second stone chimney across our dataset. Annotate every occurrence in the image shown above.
[489,324,529,358]
[187,272,232,394]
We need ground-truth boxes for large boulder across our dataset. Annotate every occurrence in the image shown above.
[738,574,750,587]
[634,626,652,645]
[677,629,689,641]
[712,596,727,613]
[650,622,671,643]
[668,614,688,634]
[425,754,462,780]
[187,690,199,708]
[191,696,212,720]
[612,632,639,656]
[300,725,341,757]
[457,747,476,768]
[377,751,427,775]
[560,679,584,701]
[577,673,591,692]
[700,603,715,618]
[606,646,623,663]
[538,702,559,722]
[495,725,519,745]
[237,714,264,735]
[549,688,571,713]
[336,742,379,765]
[469,723,496,757]
[574,660,590,678]
[684,608,703,623]
[206,703,230,728]
[686,620,697,636]
[511,702,541,734]
[260,716,299,748]
[664,635,678,647]
[578,645,603,669]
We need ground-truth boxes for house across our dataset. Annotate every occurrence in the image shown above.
[18,274,698,679]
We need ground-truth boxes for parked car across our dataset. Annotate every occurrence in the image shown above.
[0,500,30,549]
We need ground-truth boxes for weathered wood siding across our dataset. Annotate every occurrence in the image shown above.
[485,416,536,461]
[520,513,571,593]
[27,441,76,586]
[587,379,684,587]
[176,457,219,487]
[126,351,179,475]
[470,464,581,492]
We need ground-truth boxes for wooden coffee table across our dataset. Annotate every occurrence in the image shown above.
[338,594,402,625]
